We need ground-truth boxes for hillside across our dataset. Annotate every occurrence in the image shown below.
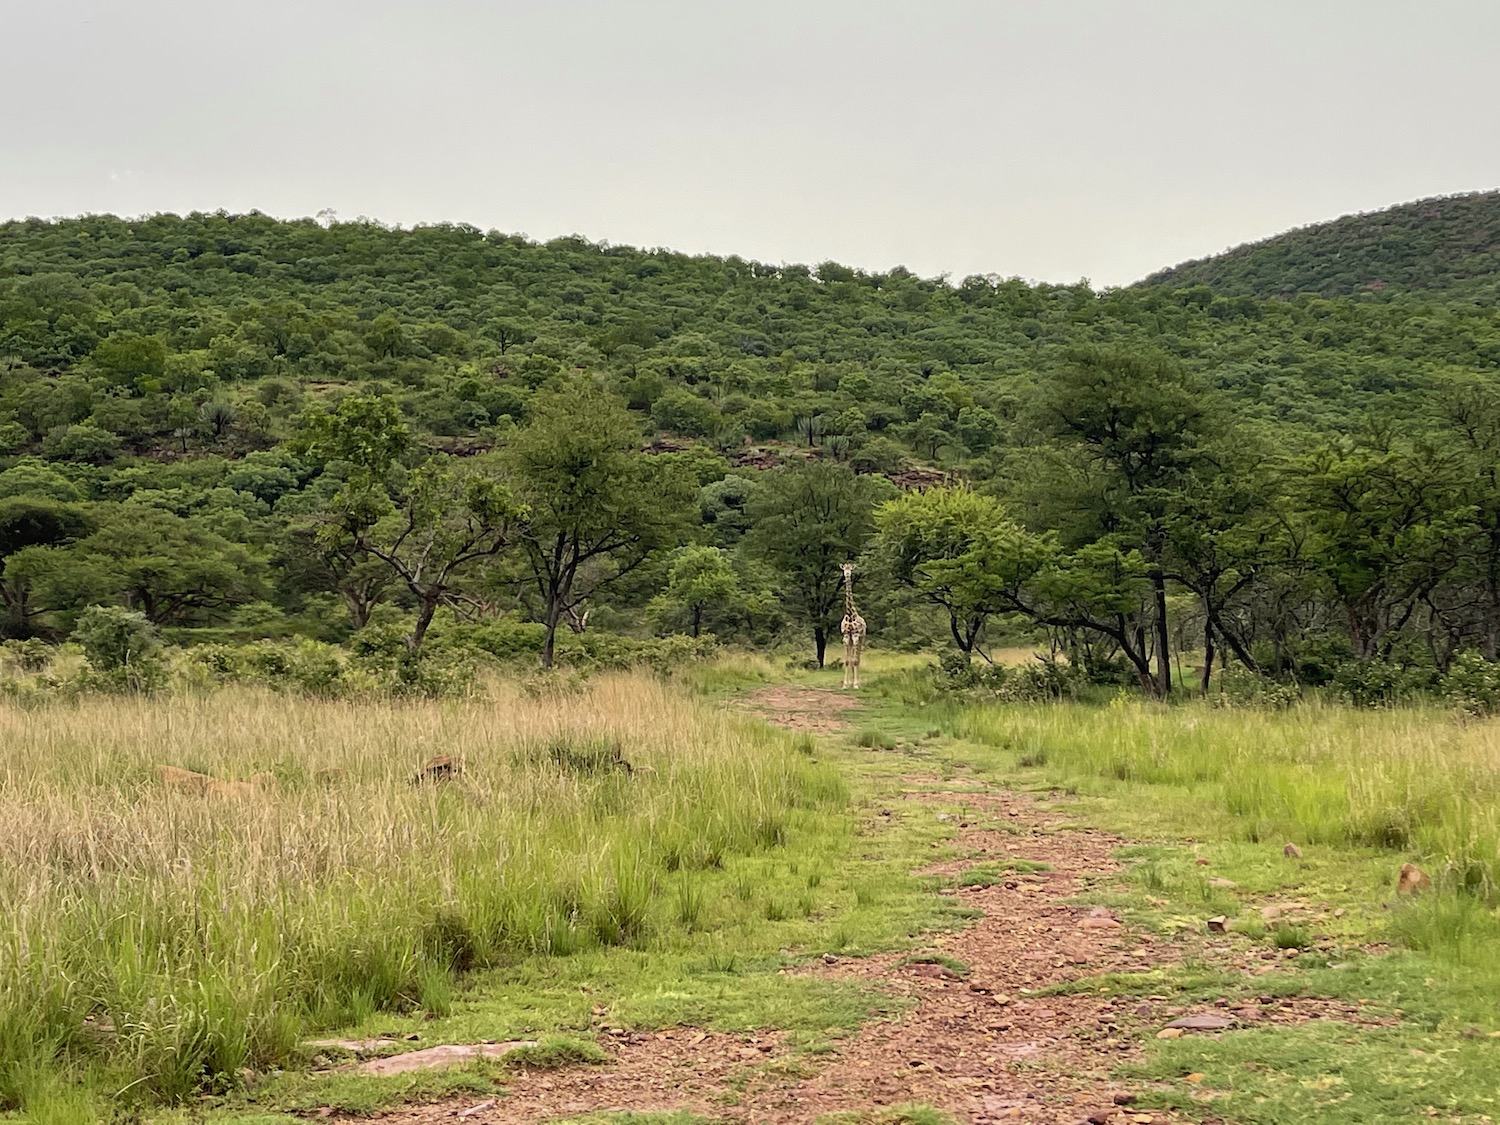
[1141,190,1500,299]
[4,209,1500,679]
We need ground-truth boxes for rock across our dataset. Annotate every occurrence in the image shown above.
[1282,843,1303,858]
[1185,1072,1205,1083]
[1085,1111,1114,1124]
[1194,857,1210,866]
[1397,863,1431,895]
[1209,878,1237,889]
[1081,906,1122,930]
[1259,904,1283,922]
[1112,1093,1138,1105]
[1164,1013,1235,1031]
[1155,1027,1183,1039]
[458,1100,497,1118]
[822,953,839,965]
[356,1041,537,1075]
[1206,915,1229,933]
[410,756,464,785]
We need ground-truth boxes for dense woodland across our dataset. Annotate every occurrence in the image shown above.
[4,197,1500,699]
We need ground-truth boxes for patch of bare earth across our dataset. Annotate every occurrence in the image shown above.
[737,686,862,733]
[326,695,1386,1124]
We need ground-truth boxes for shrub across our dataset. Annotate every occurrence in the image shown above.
[1333,658,1435,707]
[1,638,52,673]
[1440,651,1500,717]
[42,422,122,463]
[71,606,165,692]
[997,658,1080,702]
[1211,667,1302,709]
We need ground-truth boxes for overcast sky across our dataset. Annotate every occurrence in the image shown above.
[3,0,1498,287]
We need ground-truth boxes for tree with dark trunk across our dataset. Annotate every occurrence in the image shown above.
[505,382,691,668]
[743,461,891,667]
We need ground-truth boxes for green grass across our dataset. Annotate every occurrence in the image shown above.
[18,658,1500,1125]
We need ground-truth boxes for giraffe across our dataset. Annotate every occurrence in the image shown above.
[839,561,866,690]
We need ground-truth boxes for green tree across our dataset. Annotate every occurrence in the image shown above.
[12,507,265,625]
[875,487,1055,659]
[334,456,522,653]
[1034,348,1221,696]
[0,498,93,636]
[505,383,691,667]
[651,545,741,637]
[743,461,891,666]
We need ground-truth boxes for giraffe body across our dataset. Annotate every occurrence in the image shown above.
[839,562,866,690]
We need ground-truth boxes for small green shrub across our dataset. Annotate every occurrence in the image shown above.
[1440,651,1500,717]
[1,638,51,673]
[1212,667,1301,709]
[71,606,165,693]
[997,658,1080,702]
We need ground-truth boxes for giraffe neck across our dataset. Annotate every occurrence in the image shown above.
[844,575,856,619]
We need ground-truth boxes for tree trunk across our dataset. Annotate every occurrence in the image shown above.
[814,625,827,668]
[1201,621,1215,695]
[1208,609,1258,672]
[1151,569,1171,696]
[950,615,974,654]
[407,595,440,654]
[540,608,560,669]
[691,605,702,638]
[343,591,372,631]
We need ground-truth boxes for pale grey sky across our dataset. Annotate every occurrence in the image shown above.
[3,0,1497,287]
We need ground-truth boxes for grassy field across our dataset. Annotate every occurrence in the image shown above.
[8,653,1500,1124]
[0,674,864,1121]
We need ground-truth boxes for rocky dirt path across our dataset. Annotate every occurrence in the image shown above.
[330,688,1368,1125]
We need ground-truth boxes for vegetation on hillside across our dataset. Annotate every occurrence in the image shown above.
[1143,189,1500,299]
[4,208,1500,696]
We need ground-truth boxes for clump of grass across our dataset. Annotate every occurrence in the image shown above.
[501,1036,607,1070]
[954,861,1050,889]
[854,728,897,751]
[1270,922,1313,950]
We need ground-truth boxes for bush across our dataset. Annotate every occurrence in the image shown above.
[1332,658,1435,707]
[996,657,1080,702]
[1211,666,1302,709]
[1440,651,1500,717]
[41,422,122,463]
[0,638,52,673]
[72,606,165,692]
[932,649,1006,694]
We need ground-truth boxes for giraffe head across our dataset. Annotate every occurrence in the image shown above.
[841,561,855,583]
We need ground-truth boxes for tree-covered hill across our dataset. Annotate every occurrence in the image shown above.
[6,207,1500,693]
[1141,190,1500,299]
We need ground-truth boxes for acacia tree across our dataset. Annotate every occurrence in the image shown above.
[743,461,892,666]
[342,457,521,653]
[1035,348,1221,696]
[651,545,742,638]
[0,497,94,636]
[505,383,691,668]
[303,395,521,653]
[8,506,265,625]
[874,487,1055,660]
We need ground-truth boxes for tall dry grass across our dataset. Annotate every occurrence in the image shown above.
[0,674,841,1110]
